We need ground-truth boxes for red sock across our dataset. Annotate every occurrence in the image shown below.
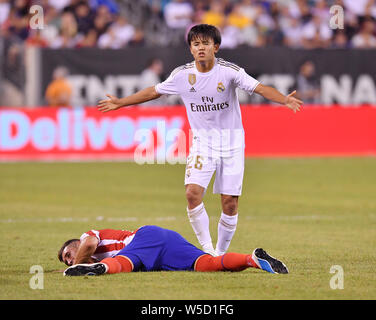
[101,256,133,274]
[222,252,258,271]
[195,253,258,272]
[195,254,222,271]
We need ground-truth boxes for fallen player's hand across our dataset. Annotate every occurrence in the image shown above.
[97,94,122,113]
[285,90,303,113]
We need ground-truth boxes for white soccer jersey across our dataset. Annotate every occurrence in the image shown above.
[155,58,259,156]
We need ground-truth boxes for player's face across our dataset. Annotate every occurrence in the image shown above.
[62,244,78,266]
[189,37,219,63]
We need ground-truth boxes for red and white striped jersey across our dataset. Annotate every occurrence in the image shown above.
[80,228,138,261]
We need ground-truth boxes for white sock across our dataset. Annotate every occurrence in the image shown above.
[187,202,215,255]
[215,212,238,256]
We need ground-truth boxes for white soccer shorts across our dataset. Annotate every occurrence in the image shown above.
[184,150,244,196]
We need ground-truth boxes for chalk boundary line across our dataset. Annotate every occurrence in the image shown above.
[0,214,360,224]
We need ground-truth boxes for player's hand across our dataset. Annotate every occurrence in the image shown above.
[97,94,122,113]
[285,90,303,113]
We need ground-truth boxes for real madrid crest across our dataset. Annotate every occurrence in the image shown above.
[188,73,196,86]
[217,82,225,92]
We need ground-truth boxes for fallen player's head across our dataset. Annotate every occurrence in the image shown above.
[58,238,80,266]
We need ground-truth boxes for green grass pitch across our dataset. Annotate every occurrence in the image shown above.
[0,158,375,300]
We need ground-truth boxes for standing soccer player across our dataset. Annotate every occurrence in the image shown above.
[97,24,303,256]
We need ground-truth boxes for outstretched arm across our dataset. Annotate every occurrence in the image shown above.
[97,86,162,112]
[254,83,303,113]
[73,236,99,265]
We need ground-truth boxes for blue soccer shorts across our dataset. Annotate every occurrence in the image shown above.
[115,225,206,271]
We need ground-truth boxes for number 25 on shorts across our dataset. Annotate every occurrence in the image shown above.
[187,155,203,170]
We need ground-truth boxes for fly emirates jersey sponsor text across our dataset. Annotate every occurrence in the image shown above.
[155,58,260,157]
[80,228,139,261]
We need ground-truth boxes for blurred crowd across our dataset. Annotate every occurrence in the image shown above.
[1,0,376,49]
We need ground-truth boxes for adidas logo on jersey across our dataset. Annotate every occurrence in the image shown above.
[190,87,196,92]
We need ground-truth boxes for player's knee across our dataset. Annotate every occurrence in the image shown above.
[185,186,203,207]
[222,196,238,215]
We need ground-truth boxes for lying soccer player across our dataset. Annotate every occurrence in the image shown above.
[59,225,288,276]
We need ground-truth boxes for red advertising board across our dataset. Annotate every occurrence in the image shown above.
[0,106,190,161]
[241,105,376,156]
[0,106,375,161]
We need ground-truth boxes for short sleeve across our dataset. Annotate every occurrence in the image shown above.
[80,230,100,242]
[155,68,181,95]
[233,68,260,95]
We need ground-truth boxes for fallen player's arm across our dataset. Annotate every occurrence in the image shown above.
[97,86,162,113]
[254,83,303,113]
[73,236,99,265]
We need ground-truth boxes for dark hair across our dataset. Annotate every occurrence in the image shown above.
[58,239,79,262]
[187,24,221,46]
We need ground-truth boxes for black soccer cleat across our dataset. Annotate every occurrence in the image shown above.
[252,248,289,274]
[63,263,107,276]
